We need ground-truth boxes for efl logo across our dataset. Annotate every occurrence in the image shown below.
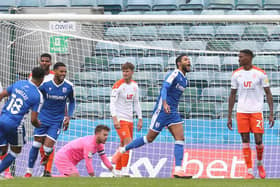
[177,149,256,178]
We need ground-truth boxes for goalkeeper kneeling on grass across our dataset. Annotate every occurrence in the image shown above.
[54,125,114,177]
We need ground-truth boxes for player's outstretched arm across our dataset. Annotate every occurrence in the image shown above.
[264,87,274,128]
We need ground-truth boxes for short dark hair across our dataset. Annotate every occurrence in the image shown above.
[121,62,135,71]
[32,67,45,80]
[240,49,254,58]
[175,53,187,68]
[53,62,66,70]
[40,53,52,61]
[95,125,110,134]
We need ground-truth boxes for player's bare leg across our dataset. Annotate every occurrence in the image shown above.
[41,137,55,166]
[240,133,254,179]
[169,123,192,179]
[254,133,265,178]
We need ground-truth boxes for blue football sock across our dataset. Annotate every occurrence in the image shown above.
[28,146,40,168]
[0,153,16,173]
[174,141,184,167]
[125,136,147,151]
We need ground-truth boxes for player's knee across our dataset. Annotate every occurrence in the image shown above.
[145,136,154,143]
[32,141,42,148]
[43,145,53,155]
[255,140,263,145]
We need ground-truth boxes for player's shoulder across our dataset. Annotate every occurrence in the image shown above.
[112,79,125,89]
[232,67,244,76]
[252,66,267,75]
[64,79,74,87]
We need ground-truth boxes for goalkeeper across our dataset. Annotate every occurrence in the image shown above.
[112,54,191,178]
[54,125,114,177]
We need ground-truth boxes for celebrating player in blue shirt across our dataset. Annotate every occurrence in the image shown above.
[112,54,192,178]
[25,62,75,177]
[0,67,44,176]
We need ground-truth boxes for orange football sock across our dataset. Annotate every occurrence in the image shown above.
[121,151,130,168]
[256,144,264,162]
[45,148,55,173]
[0,153,10,172]
[243,143,252,169]
[115,155,122,171]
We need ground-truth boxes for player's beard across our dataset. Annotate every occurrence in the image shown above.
[183,66,190,73]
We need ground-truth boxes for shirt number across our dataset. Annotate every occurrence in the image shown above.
[6,94,23,114]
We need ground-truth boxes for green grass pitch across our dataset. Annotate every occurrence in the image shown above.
[1,178,280,187]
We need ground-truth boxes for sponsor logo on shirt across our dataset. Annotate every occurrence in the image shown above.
[176,83,185,92]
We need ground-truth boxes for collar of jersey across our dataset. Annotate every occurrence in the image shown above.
[52,79,65,87]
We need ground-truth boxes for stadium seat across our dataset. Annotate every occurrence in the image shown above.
[227,10,252,15]
[189,102,219,119]
[221,56,239,72]
[155,72,166,86]
[206,0,234,10]
[219,102,236,119]
[0,0,16,11]
[158,25,185,40]
[146,87,160,102]
[200,87,228,103]
[269,26,280,40]
[70,0,96,6]
[131,26,157,41]
[253,55,278,72]
[133,72,156,88]
[236,0,262,10]
[242,25,269,41]
[273,104,280,120]
[44,0,70,7]
[146,41,175,56]
[119,41,147,56]
[200,10,225,15]
[98,71,122,87]
[187,72,213,88]
[137,57,165,72]
[95,42,119,56]
[270,87,280,103]
[118,11,143,15]
[87,87,112,103]
[74,72,98,87]
[230,41,262,52]
[104,27,130,41]
[206,40,233,51]
[179,0,205,10]
[181,87,201,102]
[74,86,88,103]
[75,102,104,119]
[152,0,177,11]
[126,0,153,11]
[269,73,280,87]
[140,102,154,118]
[18,0,41,7]
[215,25,244,40]
[210,72,232,88]
[83,56,109,71]
[144,11,168,15]
[178,102,191,119]
[194,56,221,72]
[255,10,279,15]
[262,41,280,51]
[97,0,123,11]
[179,41,207,51]
[263,103,277,120]
[109,57,137,71]
[188,26,215,40]
[170,10,194,15]
[263,0,280,10]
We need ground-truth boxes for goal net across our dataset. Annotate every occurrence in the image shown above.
[0,14,280,178]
